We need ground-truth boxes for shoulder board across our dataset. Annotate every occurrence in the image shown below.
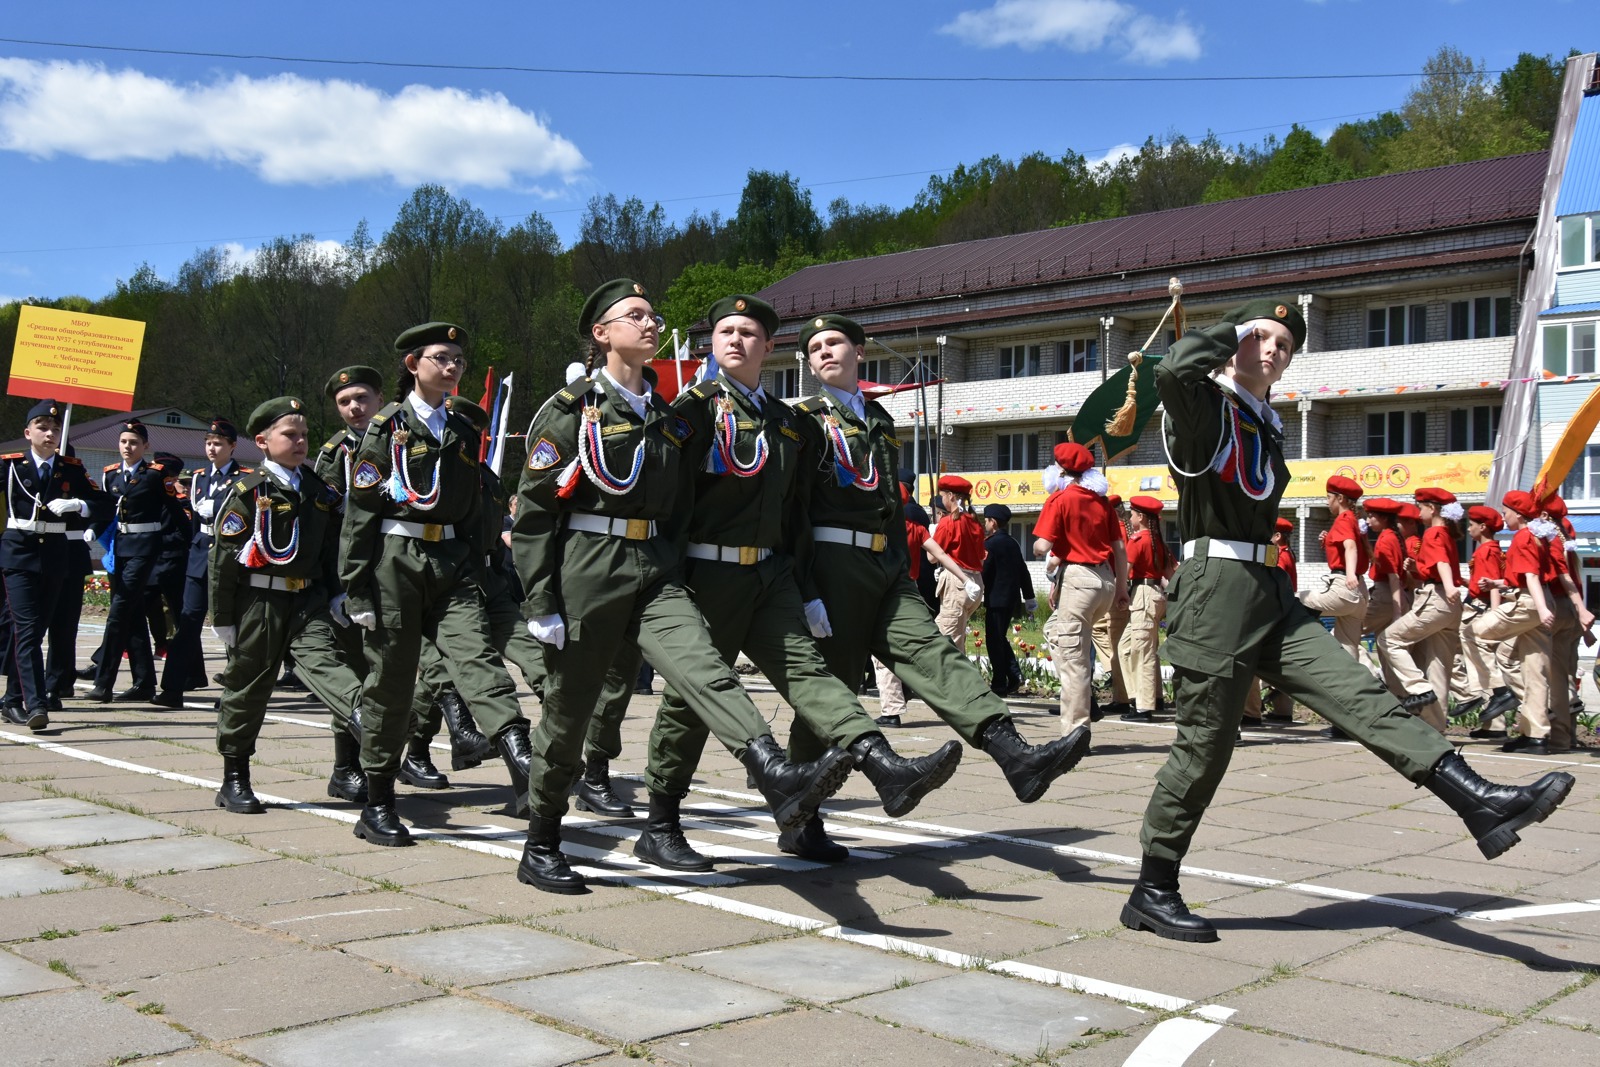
[235,464,255,474]
[321,429,351,452]
[792,396,826,415]
[552,379,595,411]
[104,462,120,472]
[230,471,268,494]
[60,455,82,466]
[0,452,22,461]
[684,380,722,403]
[373,400,406,426]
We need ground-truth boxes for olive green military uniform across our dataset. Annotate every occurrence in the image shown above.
[339,395,522,776]
[211,465,363,756]
[789,390,1003,758]
[643,373,884,797]
[313,425,370,675]
[1140,314,1453,864]
[512,372,780,819]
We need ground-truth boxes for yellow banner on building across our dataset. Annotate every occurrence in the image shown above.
[918,452,1493,510]
[8,305,146,410]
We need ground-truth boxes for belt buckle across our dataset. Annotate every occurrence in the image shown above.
[1263,545,1279,567]
[422,523,443,542]
[738,545,759,566]
[625,518,651,540]
[283,576,306,592]
[870,533,886,553]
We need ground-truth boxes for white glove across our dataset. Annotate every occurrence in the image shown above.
[528,614,566,649]
[964,579,982,603]
[328,592,351,628]
[46,497,87,516]
[194,497,216,519]
[1236,322,1257,342]
[211,624,237,648]
[803,599,833,639]
[348,611,378,631]
[1044,552,1061,579]
[1024,598,1037,614]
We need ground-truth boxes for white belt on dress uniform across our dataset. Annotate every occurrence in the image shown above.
[567,513,656,540]
[813,526,887,553]
[247,574,308,592]
[118,521,162,534]
[380,519,455,541]
[7,518,67,534]
[686,542,771,565]
[199,522,215,536]
[1182,537,1278,567]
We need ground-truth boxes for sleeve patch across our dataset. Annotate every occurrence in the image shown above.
[219,511,247,537]
[352,460,382,490]
[660,417,694,446]
[527,438,562,470]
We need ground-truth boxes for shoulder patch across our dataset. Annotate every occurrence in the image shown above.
[352,459,382,490]
[218,510,248,537]
[685,380,722,402]
[373,401,405,424]
[232,471,267,493]
[526,437,562,470]
[660,417,694,447]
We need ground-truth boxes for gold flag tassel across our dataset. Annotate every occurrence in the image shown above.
[1106,278,1185,439]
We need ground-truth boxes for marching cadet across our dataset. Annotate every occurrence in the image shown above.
[1120,298,1572,944]
[980,502,1035,697]
[1242,516,1299,727]
[86,419,186,702]
[513,281,855,894]
[209,397,366,813]
[1461,504,1510,734]
[340,323,530,847]
[1091,494,1133,717]
[1118,496,1172,723]
[1379,488,1464,730]
[1301,476,1368,659]
[44,444,97,707]
[1359,498,1408,692]
[1,399,107,730]
[155,418,248,708]
[1536,495,1592,753]
[929,476,985,644]
[1471,492,1555,752]
[634,294,961,867]
[1034,442,1127,735]
[791,312,1089,810]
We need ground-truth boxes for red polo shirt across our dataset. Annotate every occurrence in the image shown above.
[933,512,986,571]
[1415,525,1462,586]
[1324,510,1369,574]
[1033,485,1121,564]
[1467,541,1503,599]
[1369,528,1404,583]
[1125,528,1168,580]
[905,521,929,582]
[1276,545,1297,589]
[1504,528,1548,588]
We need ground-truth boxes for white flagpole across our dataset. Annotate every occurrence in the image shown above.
[489,374,514,477]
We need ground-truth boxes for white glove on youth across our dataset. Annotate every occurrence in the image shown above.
[348,611,378,631]
[964,579,982,603]
[194,497,216,519]
[211,624,237,648]
[803,599,833,639]
[528,614,566,649]
[328,592,351,628]
[46,497,87,516]
[1236,322,1257,342]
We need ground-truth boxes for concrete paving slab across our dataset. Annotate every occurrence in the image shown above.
[1226,976,1502,1059]
[537,896,791,958]
[325,841,510,885]
[129,947,436,1040]
[13,916,298,982]
[237,996,607,1067]
[1306,937,1584,1013]
[0,855,92,896]
[1014,934,1260,1003]
[343,923,629,985]
[410,870,649,918]
[0,885,196,941]
[1145,920,1369,969]
[57,834,271,879]
[1388,919,1600,972]
[1203,887,1441,935]
[123,1053,246,1067]
[1,810,183,849]
[648,1006,1011,1067]
[140,857,367,912]
[0,797,105,822]
[839,898,1078,962]
[247,891,483,944]
[1148,1026,1405,1065]
[1538,976,1600,1029]
[486,961,789,1042]
[671,936,949,1003]
[850,971,1148,1057]
[1454,1019,1600,1065]
[235,821,385,857]
[0,987,193,1064]
[0,946,78,995]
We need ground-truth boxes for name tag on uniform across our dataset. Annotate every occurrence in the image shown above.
[408,444,429,458]
[779,426,801,442]
[600,424,633,438]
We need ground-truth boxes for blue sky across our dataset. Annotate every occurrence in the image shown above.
[0,0,1585,303]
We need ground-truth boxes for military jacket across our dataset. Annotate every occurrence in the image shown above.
[513,373,688,618]
[209,466,340,627]
[339,395,485,602]
[0,451,108,573]
[98,458,186,561]
[183,460,251,579]
[313,426,361,506]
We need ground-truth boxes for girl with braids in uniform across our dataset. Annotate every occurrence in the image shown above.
[929,476,985,644]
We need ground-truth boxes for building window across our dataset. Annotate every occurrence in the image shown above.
[1544,321,1598,375]
[1559,213,1600,269]
[999,344,1044,378]
[1448,296,1512,340]
[1366,410,1428,455]
[1447,405,1500,451]
[1367,304,1428,347]
[1061,338,1098,373]
[164,413,181,425]
[771,366,800,399]
[1562,444,1600,502]
[996,433,1040,471]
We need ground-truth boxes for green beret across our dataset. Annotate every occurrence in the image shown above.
[708,294,779,337]
[324,364,384,400]
[1222,298,1306,351]
[394,322,466,354]
[247,396,308,436]
[442,394,490,432]
[797,312,865,354]
[578,278,649,336]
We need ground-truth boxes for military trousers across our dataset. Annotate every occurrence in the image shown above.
[1091,597,1131,702]
[94,554,158,692]
[1140,554,1452,864]
[3,566,65,711]
[409,574,537,744]
[1119,582,1166,712]
[44,571,88,698]
[646,554,879,798]
[934,567,982,645]
[1043,563,1115,733]
[1300,573,1368,660]
[159,569,208,694]
[1380,585,1461,731]
[216,585,363,759]
[358,537,521,777]
[800,542,1006,762]
[1476,594,1552,739]
[985,604,1023,692]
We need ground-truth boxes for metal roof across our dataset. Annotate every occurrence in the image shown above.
[1540,301,1600,316]
[759,153,1548,320]
[1555,91,1600,217]
[0,407,264,465]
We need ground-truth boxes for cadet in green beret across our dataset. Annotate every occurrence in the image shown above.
[511,278,855,893]
[1121,297,1575,944]
[209,397,365,813]
[339,323,531,846]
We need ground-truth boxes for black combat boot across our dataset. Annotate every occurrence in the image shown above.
[847,734,962,818]
[437,687,493,770]
[1470,687,1515,738]
[517,814,586,894]
[1121,854,1218,942]
[632,792,712,872]
[981,718,1090,802]
[497,723,532,816]
[397,737,449,790]
[353,774,412,846]
[574,756,635,816]
[326,729,368,804]
[1424,750,1574,859]
[215,756,265,814]
[778,814,849,863]
[739,735,854,833]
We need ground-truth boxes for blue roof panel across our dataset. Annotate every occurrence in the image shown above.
[1556,93,1600,217]
[1540,302,1600,316]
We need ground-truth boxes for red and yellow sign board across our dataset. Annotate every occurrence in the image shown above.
[8,305,146,409]
[918,452,1493,510]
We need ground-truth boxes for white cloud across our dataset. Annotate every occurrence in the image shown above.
[1085,142,1139,168]
[939,0,1201,65]
[0,59,588,189]
[219,239,347,273]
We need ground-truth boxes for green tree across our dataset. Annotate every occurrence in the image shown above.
[731,170,821,265]
[1382,45,1548,171]
[1255,125,1354,194]
[1326,112,1406,177]
[1498,51,1566,136]
[656,261,787,336]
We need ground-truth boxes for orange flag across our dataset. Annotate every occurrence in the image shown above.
[1533,381,1600,502]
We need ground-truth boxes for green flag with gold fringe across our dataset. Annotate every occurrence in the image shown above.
[1070,354,1164,462]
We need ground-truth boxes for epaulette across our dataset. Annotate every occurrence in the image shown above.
[321,429,352,453]
[373,401,406,428]
[60,454,82,466]
[683,379,722,403]
[235,464,255,474]
[551,379,595,412]
[103,461,120,473]
[791,396,825,415]
[229,470,268,495]
[0,451,22,461]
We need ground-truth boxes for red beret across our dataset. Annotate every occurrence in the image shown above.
[1502,491,1540,519]
[1414,487,1456,506]
[1054,442,1093,474]
[1274,517,1294,533]
[1541,494,1568,518]
[1326,475,1362,500]
[1466,505,1502,531]
[1107,494,1123,508]
[1563,517,1576,539]
[937,475,972,495]
[899,482,910,505]
[1398,503,1421,521]
[1129,495,1163,514]
[1363,497,1401,516]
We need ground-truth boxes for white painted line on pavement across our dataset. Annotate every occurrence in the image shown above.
[1121,1016,1225,1067]
[1456,899,1600,921]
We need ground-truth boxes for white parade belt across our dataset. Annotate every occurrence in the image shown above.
[568,513,656,540]
[381,519,455,541]
[813,526,887,553]
[686,542,771,565]
[7,518,66,534]
[118,521,162,534]
[1182,537,1279,567]
[247,574,308,592]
